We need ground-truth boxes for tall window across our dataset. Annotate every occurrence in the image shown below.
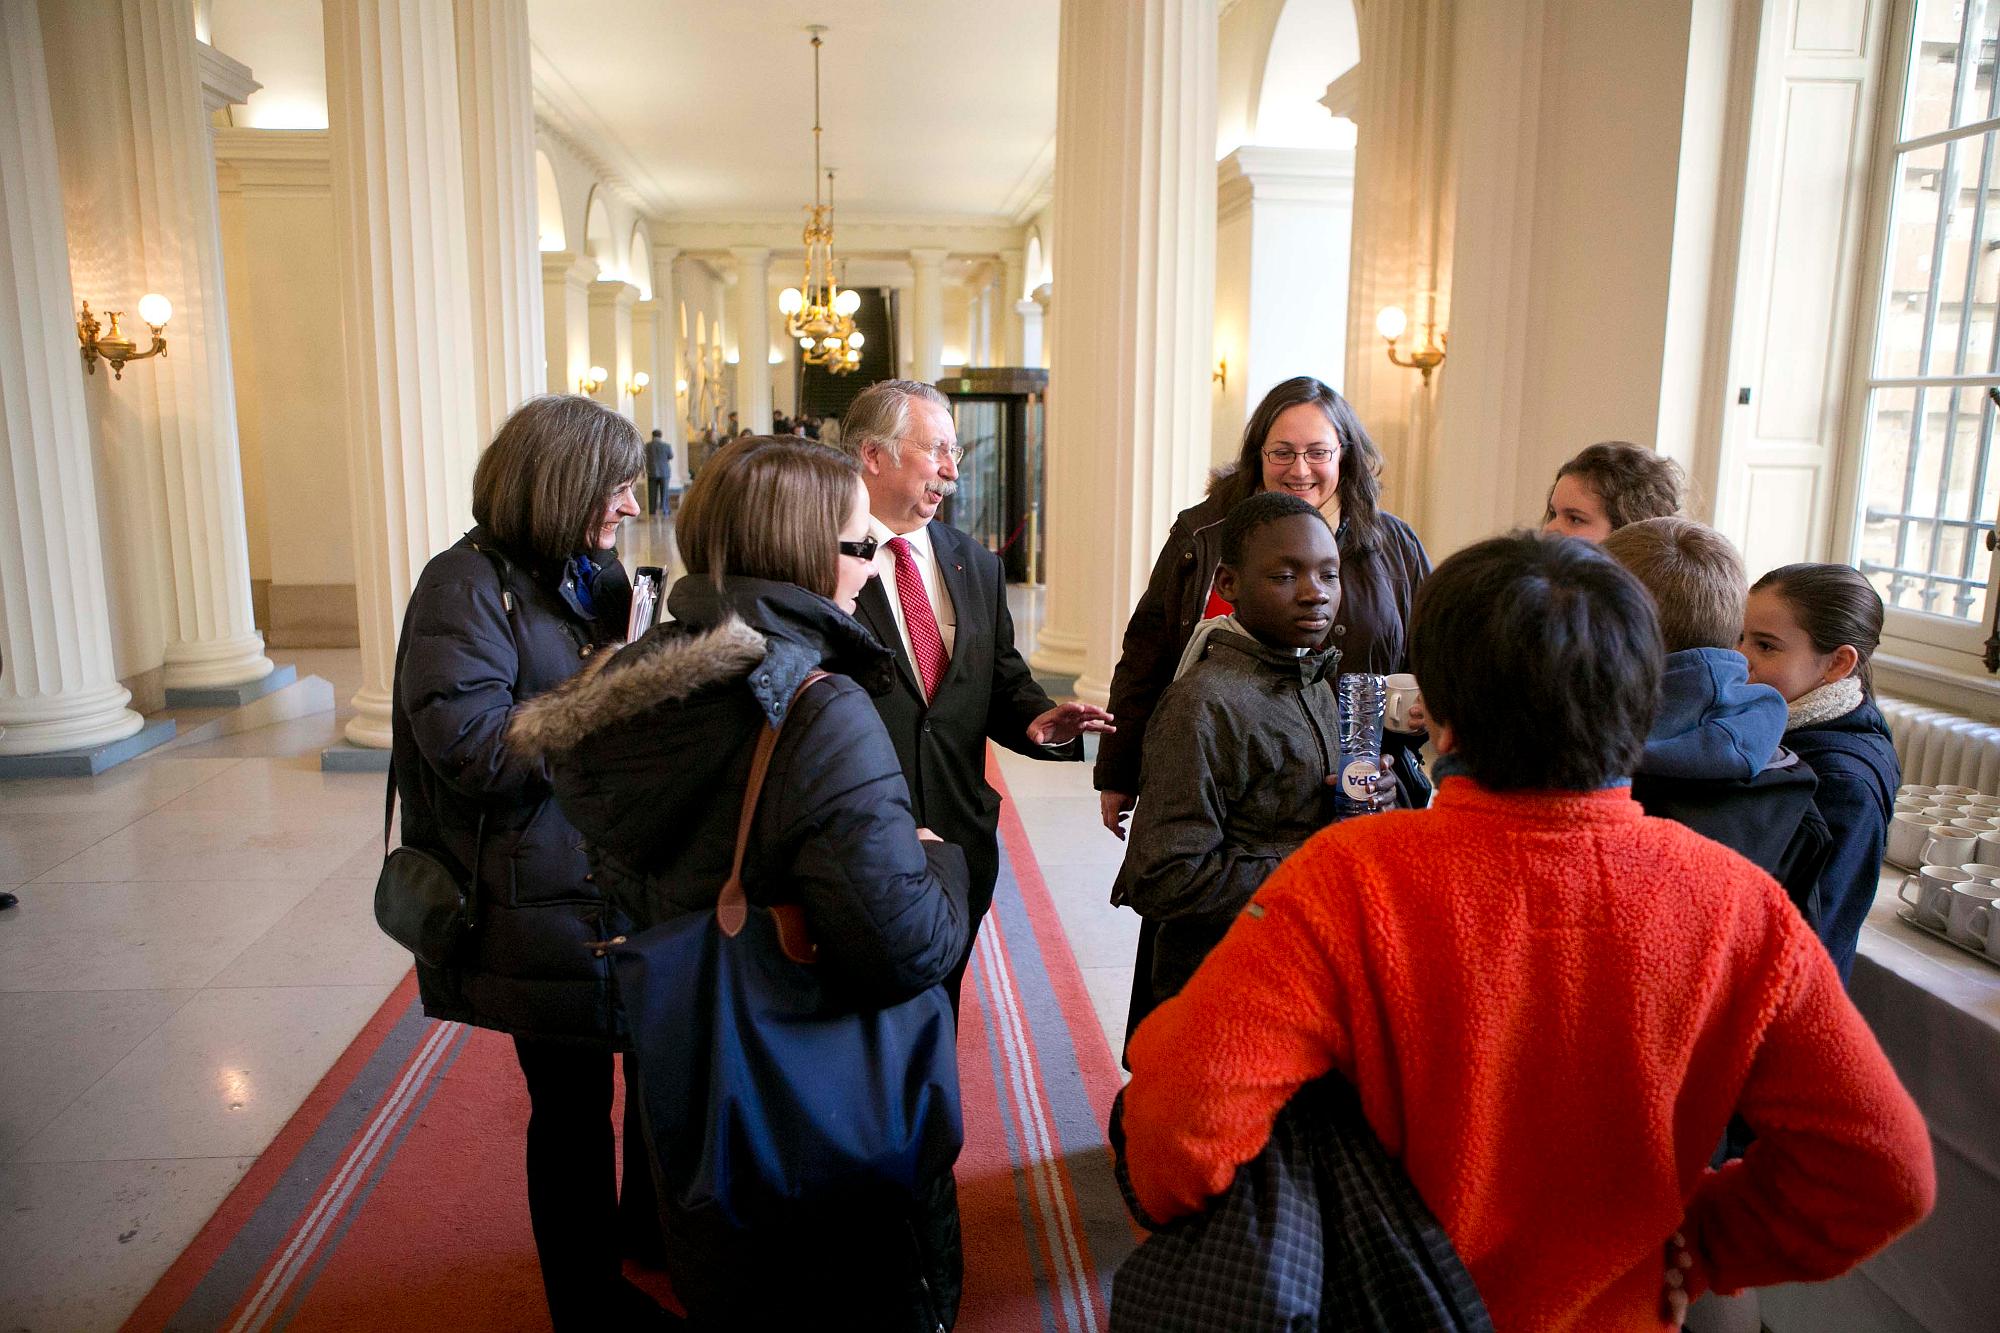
[1854,0,2000,649]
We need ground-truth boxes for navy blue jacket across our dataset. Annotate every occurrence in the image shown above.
[1786,699,1899,981]
[391,526,632,1042]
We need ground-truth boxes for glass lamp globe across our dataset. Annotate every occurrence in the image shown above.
[779,288,804,316]
[848,331,865,349]
[1375,306,1408,342]
[632,372,649,389]
[137,293,173,327]
[834,288,861,317]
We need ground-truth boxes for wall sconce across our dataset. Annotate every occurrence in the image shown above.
[624,371,650,397]
[675,377,690,397]
[578,365,608,394]
[1212,356,1228,391]
[1377,304,1447,385]
[77,296,172,379]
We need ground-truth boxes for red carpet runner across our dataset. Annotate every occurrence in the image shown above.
[123,759,1137,1332]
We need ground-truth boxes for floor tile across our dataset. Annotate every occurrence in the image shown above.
[160,709,348,761]
[0,757,240,818]
[30,806,378,884]
[156,755,380,813]
[0,1156,254,1333]
[0,880,319,992]
[1007,795,1132,868]
[1078,965,1135,1076]
[14,984,394,1164]
[0,989,196,1160]
[1037,863,1138,968]
[212,878,413,989]
[0,813,122,890]
[330,833,389,880]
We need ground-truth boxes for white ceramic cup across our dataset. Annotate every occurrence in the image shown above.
[1900,784,1939,800]
[1924,829,1981,867]
[1894,797,1929,814]
[1923,805,1967,822]
[1937,784,1980,796]
[1382,673,1424,734]
[1899,864,1972,930]
[1977,827,2000,866]
[1967,795,2000,814]
[1947,881,2000,948]
[1959,861,2000,885]
[1888,813,1943,867]
[1951,817,1998,837]
[1976,903,2000,955]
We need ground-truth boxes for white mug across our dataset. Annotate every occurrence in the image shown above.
[1923,804,1969,820]
[1937,784,1980,796]
[1951,817,1999,838]
[1975,902,2000,955]
[1887,813,1943,867]
[1959,861,2000,885]
[1924,829,1982,868]
[1899,864,1972,930]
[1900,784,1939,800]
[1946,881,2000,949]
[1967,795,2000,813]
[1382,673,1423,734]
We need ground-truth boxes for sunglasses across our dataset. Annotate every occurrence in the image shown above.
[838,536,880,561]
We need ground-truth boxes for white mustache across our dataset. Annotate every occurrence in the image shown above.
[925,480,959,499]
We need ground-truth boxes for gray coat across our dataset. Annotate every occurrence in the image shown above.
[1111,629,1341,1034]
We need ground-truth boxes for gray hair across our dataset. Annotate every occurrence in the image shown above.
[839,379,951,465]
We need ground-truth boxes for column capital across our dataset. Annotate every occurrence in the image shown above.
[588,277,641,311]
[541,250,597,289]
[909,246,950,269]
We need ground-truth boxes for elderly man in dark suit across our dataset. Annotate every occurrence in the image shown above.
[840,380,1113,1009]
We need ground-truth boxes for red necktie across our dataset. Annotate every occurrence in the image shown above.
[888,536,949,700]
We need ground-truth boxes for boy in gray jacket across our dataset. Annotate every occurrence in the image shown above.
[1113,491,1345,1043]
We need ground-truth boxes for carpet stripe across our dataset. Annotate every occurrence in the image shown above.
[228,1020,464,1332]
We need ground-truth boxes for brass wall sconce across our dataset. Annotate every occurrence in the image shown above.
[578,365,608,394]
[1377,304,1447,385]
[78,296,172,379]
[625,371,650,398]
[1213,356,1228,391]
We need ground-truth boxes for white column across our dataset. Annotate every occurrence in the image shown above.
[325,0,481,749]
[541,250,593,394]
[1343,0,1454,534]
[587,279,636,416]
[454,0,544,447]
[652,245,681,445]
[0,1,146,753]
[1036,0,1216,702]
[909,247,947,384]
[631,299,662,434]
[999,247,1026,365]
[1016,297,1045,371]
[729,245,771,433]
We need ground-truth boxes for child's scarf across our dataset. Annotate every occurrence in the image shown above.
[1786,675,1865,731]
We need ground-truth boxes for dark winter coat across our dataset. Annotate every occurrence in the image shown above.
[1112,630,1342,1039]
[1093,479,1432,805]
[390,526,632,1043]
[507,574,972,1330]
[1786,699,1899,982]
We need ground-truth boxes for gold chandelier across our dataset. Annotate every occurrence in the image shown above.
[779,27,860,368]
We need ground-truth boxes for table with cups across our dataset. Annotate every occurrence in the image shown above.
[1763,783,2000,1333]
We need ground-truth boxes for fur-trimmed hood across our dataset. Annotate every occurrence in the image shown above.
[507,616,767,759]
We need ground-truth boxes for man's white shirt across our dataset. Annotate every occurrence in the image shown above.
[868,517,959,665]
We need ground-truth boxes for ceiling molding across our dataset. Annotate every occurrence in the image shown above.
[658,214,1028,257]
[1001,133,1056,224]
[530,37,676,217]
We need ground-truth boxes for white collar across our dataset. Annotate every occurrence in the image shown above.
[870,517,934,563]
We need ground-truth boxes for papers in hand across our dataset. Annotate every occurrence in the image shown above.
[626,567,663,643]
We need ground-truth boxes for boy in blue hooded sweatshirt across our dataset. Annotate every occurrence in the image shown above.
[1600,518,1830,916]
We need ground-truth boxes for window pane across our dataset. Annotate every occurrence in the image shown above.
[1857,384,2000,620]
[1929,129,2000,376]
[1878,142,1949,378]
[1902,0,2000,143]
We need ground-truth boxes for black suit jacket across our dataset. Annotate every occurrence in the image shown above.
[853,520,1081,921]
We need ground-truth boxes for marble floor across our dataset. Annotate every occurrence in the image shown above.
[0,512,1138,1331]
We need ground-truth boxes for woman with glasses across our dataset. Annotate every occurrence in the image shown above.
[507,435,972,1331]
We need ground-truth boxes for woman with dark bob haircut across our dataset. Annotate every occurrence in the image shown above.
[508,436,972,1330]
[388,395,662,1328]
[1120,533,1934,1330]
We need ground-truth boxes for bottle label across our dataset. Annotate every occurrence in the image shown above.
[1339,756,1378,803]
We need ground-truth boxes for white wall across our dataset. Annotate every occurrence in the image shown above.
[208,0,327,129]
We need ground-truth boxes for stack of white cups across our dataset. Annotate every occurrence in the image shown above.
[1891,784,2000,954]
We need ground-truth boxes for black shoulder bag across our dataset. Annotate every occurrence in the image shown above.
[372,542,513,968]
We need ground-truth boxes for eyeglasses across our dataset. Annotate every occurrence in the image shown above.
[1262,447,1338,466]
[901,438,965,465]
[838,536,880,561]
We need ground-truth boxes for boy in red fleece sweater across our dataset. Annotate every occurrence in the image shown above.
[1121,533,1934,1332]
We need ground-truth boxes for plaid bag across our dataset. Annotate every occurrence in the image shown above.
[1110,1075,1492,1332]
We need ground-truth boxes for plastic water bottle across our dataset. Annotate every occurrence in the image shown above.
[1335,673,1387,817]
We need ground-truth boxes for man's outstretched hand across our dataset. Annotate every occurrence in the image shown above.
[1028,701,1116,746]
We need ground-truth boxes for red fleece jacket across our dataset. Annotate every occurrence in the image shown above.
[1123,779,1934,1332]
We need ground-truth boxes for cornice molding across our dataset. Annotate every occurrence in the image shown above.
[530,37,674,218]
[1217,144,1356,220]
[212,128,329,196]
[659,213,1024,258]
[197,41,260,117]
[1001,133,1056,224]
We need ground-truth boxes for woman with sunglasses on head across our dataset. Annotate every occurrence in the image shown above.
[508,435,971,1331]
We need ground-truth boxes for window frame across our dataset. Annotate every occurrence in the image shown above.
[1835,0,2000,679]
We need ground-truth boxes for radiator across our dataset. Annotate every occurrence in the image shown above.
[1877,694,2000,792]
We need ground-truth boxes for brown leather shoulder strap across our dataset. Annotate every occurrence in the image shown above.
[716,670,832,939]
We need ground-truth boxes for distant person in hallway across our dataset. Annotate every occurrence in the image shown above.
[388,394,666,1330]
[1112,492,1348,1041]
[1120,532,1936,1332]
[724,410,740,440]
[509,435,972,1330]
[1095,375,1428,1045]
[1542,439,1686,541]
[645,429,674,514]
[1740,563,1898,982]
[839,379,1113,1011]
